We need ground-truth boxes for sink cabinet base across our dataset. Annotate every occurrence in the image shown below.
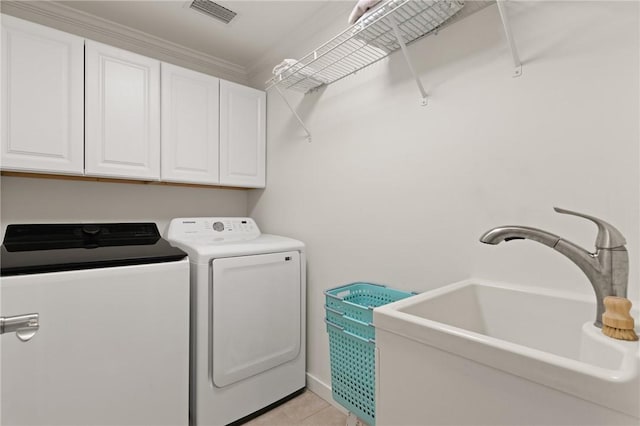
[376,329,638,426]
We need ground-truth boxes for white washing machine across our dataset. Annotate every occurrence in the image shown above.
[167,217,306,426]
[1,223,189,426]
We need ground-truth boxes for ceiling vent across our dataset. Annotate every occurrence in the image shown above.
[190,0,237,24]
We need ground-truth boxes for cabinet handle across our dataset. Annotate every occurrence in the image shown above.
[0,313,39,342]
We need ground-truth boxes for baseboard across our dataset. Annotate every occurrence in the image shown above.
[306,372,348,415]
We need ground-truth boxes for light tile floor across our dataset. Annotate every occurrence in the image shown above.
[244,390,347,426]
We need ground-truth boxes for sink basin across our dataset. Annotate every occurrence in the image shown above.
[374,280,640,422]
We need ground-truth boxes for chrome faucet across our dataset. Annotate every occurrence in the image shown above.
[480,207,629,328]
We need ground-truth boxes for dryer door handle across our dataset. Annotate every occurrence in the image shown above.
[0,313,39,342]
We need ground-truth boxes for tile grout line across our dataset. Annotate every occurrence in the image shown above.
[245,391,344,425]
[289,391,331,422]
[301,405,342,423]
[297,403,332,422]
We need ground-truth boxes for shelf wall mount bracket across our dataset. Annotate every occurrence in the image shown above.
[388,16,428,106]
[273,85,312,142]
[496,0,522,78]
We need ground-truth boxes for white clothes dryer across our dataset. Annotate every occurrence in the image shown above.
[167,218,306,426]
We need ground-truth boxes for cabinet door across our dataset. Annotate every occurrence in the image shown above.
[161,63,219,185]
[85,41,160,180]
[1,15,84,175]
[219,80,266,188]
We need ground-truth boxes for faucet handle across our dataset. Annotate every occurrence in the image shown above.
[554,207,626,249]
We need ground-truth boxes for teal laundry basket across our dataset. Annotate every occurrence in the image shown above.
[325,282,414,324]
[324,282,415,426]
[325,305,375,340]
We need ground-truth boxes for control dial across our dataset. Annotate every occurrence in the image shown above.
[212,222,224,232]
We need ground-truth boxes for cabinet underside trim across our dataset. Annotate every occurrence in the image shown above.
[0,171,250,190]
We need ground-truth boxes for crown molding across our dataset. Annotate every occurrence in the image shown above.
[0,1,249,84]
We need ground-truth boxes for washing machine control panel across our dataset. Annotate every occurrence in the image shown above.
[209,219,257,234]
[167,218,261,243]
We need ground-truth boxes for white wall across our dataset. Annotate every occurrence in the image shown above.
[0,176,247,237]
[248,1,640,393]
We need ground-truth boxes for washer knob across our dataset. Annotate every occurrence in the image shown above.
[212,222,224,232]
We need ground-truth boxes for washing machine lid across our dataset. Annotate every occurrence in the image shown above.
[167,217,304,263]
[1,223,187,276]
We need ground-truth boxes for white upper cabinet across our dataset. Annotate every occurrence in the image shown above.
[1,15,84,175]
[219,80,266,188]
[1,15,266,188]
[85,41,160,180]
[161,63,220,185]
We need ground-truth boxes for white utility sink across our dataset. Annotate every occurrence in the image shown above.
[374,280,640,425]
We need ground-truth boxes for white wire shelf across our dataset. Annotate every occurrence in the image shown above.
[267,0,519,142]
[266,0,469,94]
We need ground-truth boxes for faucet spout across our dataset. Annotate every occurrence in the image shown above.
[479,208,629,328]
[480,226,561,248]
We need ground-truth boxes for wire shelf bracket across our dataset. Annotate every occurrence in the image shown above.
[496,0,522,77]
[273,86,312,142]
[388,16,428,106]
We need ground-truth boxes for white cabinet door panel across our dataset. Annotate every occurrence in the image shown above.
[85,41,160,180]
[161,63,219,184]
[219,80,265,188]
[1,15,84,175]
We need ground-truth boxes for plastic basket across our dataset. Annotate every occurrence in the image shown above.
[325,282,415,324]
[324,282,416,426]
[326,320,376,426]
[325,305,375,340]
